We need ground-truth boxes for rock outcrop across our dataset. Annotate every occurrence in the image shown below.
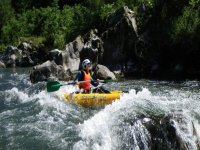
[101,6,138,71]
[92,64,116,80]
[28,6,139,83]
[0,43,47,67]
[0,61,6,68]
[30,61,71,83]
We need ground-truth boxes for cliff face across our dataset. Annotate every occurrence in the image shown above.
[100,6,138,70]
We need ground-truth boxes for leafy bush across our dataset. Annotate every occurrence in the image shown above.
[171,6,199,41]
[99,3,115,20]
[0,0,199,55]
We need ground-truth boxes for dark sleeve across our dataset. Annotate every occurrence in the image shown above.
[74,71,83,82]
[91,76,98,87]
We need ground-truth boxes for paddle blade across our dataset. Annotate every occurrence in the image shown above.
[47,81,62,92]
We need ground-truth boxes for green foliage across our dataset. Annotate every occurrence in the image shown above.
[39,7,60,36]
[11,0,32,13]
[99,3,115,20]
[171,6,200,41]
[82,0,104,11]
[11,0,59,13]
[1,17,22,45]
[19,36,45,47]
[0,44,6,54]
[0,0,199,56]
[0,0,14,28]
[189,0,200,8]
[72,5,92,34]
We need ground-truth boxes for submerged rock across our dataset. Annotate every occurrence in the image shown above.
[121,111,200,150]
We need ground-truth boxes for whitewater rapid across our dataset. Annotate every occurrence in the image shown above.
[0,68,200,149]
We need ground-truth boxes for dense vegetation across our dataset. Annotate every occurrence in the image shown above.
[0,0,199,55]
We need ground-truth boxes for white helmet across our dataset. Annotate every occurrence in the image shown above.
[82,59,91,69]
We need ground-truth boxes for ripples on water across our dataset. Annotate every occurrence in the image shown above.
[0,68,200,149]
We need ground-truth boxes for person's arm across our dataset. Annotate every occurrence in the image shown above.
[74,71,82,82]
[91,77,99,87]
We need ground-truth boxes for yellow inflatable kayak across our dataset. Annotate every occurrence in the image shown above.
[64,90,122,107]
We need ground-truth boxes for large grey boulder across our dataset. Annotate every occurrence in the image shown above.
[62,36,84,71]
[47,30,104,72]
[30,61,71,83]
[92,64,116,80]
[80,33,104,68]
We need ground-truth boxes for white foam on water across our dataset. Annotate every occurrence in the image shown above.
[171,113,200,150]
[4,87,29,103]
[1,85,82,149]
[10,72,31,85]
[59,84,80,94]
[73,88,152,150]
[2,78,200,149]
[73,87,200,150]
[3,84,74,112]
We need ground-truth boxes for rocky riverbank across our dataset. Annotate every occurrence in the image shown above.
[1,6,200,83]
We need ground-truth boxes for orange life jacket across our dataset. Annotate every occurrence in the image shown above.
[79,70,91,90]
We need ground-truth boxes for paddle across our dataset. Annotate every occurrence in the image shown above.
[47,79,115,92]
[47,80,88,92]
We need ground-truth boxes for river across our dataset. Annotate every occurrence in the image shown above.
[0,68,200,150]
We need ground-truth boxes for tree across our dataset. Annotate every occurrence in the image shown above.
[0,0,14,29]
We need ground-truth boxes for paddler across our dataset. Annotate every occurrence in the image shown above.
[74,59,109,93]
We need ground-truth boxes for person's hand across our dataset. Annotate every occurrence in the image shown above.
[75,81,79,85]
[96,79,100,85]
